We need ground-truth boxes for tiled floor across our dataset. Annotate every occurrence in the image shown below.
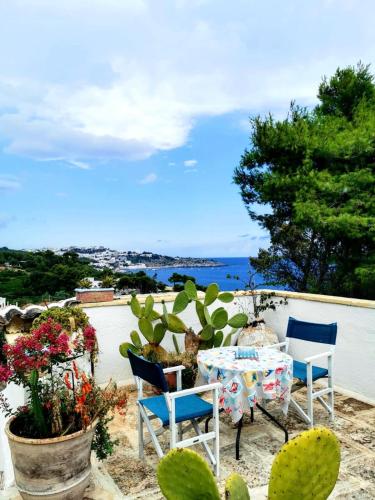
[103,387,375,499]
[3,387,375,499]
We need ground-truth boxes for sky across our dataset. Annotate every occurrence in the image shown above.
[1,0,375,257]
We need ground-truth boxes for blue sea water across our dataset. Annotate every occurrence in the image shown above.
[141,257,260,291]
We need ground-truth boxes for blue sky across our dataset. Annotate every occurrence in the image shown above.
[1,0,375,257]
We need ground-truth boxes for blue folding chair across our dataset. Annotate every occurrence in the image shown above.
[270,317,337,427]
[127,350,221,476]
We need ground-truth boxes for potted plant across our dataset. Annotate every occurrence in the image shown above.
[228,266,287,347]
[120,282,248,361]
[0,314,126,500]
[162,351,198,390]
[165,280,248,354]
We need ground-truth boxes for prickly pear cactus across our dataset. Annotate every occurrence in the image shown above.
[157,448,220,500]
[268,427,340,500]
[170,280,248,353]
[225,473,250,499]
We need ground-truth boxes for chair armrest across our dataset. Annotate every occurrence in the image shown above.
[304,351,333,363]
[266,341,288,350]
[163,365,186,374]
[168,382,221,399]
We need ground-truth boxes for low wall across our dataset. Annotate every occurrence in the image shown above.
[82,290,375,403]
[83,292,244,385]
[262,291,375,402]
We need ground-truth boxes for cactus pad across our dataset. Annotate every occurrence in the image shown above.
[157,448,220,500]
[225,473,250,499]
[268,427,340,500]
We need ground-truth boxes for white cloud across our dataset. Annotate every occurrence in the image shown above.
[0,176,21,191]
[0,1,374,164]
[139,172,157,184]
[168,161,176,166]
[184,169,198,174]
[67,160,91,170]
[183,159,198,168]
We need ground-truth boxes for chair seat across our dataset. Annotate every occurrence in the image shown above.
[139,394,213,426]
[293,360,328,384]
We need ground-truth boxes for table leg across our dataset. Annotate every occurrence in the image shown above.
[256,403,288,443]
[235,416,244,460]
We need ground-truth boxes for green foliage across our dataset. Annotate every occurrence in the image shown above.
[172,290,190,314]
[28,369,48,436]
[166,313,188,333]
[156,428,340,499]
[32,306,89,332]
[169,281,248,353]
[234,63,375,299]
[172,334,181,354]
[0,249,165,305]
[317,62,375,120]
[225,473,250,500]
[100,275,115,288]
[78,278,92,288]
[0,248,94,305]
[119,295,168,361]
[168,272,206,292]
[157,448,221,500]
[116,271,166,294]
[268,427,340,500]
[91,416,119,461]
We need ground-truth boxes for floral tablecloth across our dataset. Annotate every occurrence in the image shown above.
[197,346,293,423]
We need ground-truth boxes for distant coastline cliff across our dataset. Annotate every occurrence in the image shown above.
[57,246,223,272]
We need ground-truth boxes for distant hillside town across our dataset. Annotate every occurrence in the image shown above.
[55,247,222,272]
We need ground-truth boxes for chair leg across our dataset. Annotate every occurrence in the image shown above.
[328,357,335,422]
[139,405,164,458]
[290,397,311,425]
[329,389,335,422]
[178,422,183,441]
[138,406,144,459]
[307,383,314,428]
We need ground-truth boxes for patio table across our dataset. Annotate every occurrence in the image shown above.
[197,346,293,458]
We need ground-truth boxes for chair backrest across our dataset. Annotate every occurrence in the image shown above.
[286,317,337,345]
[128,349,169,393]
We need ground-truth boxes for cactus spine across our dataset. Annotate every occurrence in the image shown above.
[268,427,340,500]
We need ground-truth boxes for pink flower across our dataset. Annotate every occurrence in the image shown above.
[82,325,97,352]
[0,364,12,383]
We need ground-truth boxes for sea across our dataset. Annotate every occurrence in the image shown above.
[139,257,263,291]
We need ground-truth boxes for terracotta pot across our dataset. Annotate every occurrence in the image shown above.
[5,418,97,500]
[149,371,177,395]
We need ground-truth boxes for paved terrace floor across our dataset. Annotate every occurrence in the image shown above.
[3,387,375,499]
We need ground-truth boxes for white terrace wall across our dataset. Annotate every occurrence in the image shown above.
[83,291,375,402]
[262,291,375,402]
[83,292,245,386]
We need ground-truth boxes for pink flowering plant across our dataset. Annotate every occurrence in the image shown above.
[0,312,126,459]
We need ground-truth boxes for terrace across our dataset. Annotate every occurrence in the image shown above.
[1,289,374,499]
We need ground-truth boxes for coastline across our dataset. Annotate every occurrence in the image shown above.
[125,262,225,271]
